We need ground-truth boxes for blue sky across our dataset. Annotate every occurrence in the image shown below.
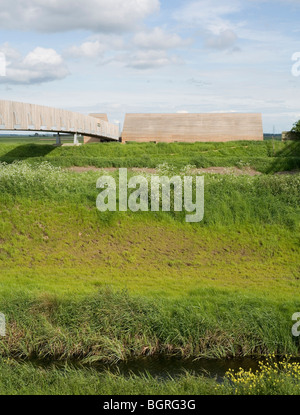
[0,0,300,132]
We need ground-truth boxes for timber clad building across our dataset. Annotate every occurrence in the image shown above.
[121,113,263,143]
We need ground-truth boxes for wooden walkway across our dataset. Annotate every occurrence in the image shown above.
[0,100,119,143]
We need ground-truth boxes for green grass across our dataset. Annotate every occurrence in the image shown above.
[1,289,299,362]
[0,359,218,395]
[0,357,299,395]
[0,158,299,394]
[0,140,299,173]
[0,162,299,365]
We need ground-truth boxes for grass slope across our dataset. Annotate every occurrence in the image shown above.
[0,163,299,365]
[0,140,299,173]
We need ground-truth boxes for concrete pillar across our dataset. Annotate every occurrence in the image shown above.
[73,132,79,145]
[56,132,61,145]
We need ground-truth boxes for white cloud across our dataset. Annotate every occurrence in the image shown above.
[133,27,191,50]
[65,27,189,68]
[124,50,182,69]
[67,41,107,59]
[205,29,238,50]
[0,44,69,84]
[173,0,241,33]
[23,47,64,66]
[65,34,125,59]
[106,50,182,70]
[173,0,240,49]
[0,0,160,32]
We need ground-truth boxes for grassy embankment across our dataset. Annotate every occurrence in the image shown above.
[0,141,299,394]
[0,140,299,173]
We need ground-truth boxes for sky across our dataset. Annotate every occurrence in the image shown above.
[0,0,300,132]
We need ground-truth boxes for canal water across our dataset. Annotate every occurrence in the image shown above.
[100,357,262,382]
[26,356,287,382]
[24,356,300,382]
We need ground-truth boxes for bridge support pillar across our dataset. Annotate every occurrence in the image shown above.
[56,133,61,146]
[73,132,79,145]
